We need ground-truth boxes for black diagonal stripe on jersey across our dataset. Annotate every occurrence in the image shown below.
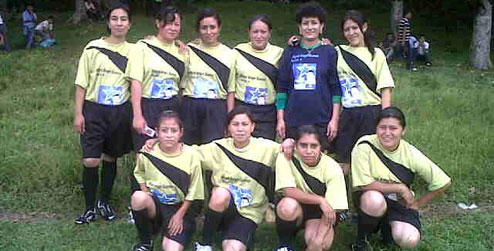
[291,158,326,196]
[215,143,274,201]
[235,48,278,89]
[188,45,230,91]
[142,41,185,80]
[87,46,128,73]
[338,46,380,97]
[358,141,415,187]
[140,152,190,195]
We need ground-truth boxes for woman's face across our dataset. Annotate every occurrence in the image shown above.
[199,17,221,46]
[228,114,255,146]
[108,8,131,38]
[296,133,322,167]
[343,19,366,47]
[376,117,406,151]
[299,17,323,42]
[157,14,181,42]
[157,118,183,150]
[249,20,271,50]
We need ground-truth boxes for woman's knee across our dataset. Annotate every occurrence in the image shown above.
[222,239,246,251]
[83,158,100,167]
[131,191,152,209]
[276,197,300,220]
[391,222,421,249]
[209,187,231,212]
[360,190,387,216]
[162,238,184,251]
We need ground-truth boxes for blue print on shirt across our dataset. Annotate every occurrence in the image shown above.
[293,63,317,90]
[340,78,363,107]
[150,78,175,99]
[193,76,220,99]
[98,85,124,105]
[229,184,253,208]
[151,189,179,205]
[244,86,268,105]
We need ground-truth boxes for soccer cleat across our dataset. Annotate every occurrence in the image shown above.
[132,242,153,251]
[97,199,117,221]
[275,246,295,251]
[75,208,97,224]
[127,206,135,224]
[195,242,213,251]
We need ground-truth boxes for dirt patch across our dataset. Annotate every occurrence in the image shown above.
[419,202,494,219]
[0,211,64,223]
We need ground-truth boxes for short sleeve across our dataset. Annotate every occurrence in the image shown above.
[275,153,297,191]
[126,42,145,82]
[75,49,90,89]
[185,152,205,201]
[410,147,451,191]
[133,153,146,184]
[324,160,348,210]
[196,143,216,171]
[374,49,395,91]
[226,49,236,92]
[351,143,376,187]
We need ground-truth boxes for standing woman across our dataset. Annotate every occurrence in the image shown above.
[334,10,394,174]
[127,6,185,151]
[277,2,342,151]
[181,8,235,145]
[231,14,284,140]
[73,3,133,224]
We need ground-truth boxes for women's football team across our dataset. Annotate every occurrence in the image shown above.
[74,2,451,251]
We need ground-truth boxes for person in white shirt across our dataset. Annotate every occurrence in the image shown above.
[0,13,10,52]
[415,35,431,66]
[35,16,54,41]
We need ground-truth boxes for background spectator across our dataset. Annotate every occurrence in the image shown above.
[397,10,415,70]
[0,12,10,52]
[35,15,54,41]
[416,34,432,66]
[85,0,100,22]
[380,32,396,63]
[22,3,37,49]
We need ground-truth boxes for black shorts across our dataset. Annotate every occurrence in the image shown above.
[286,123,332,152]
[151,196,196,246]
[219,198,258,248]
[235,100,276,140]
[334,105,381,163]
[354,191,421,232]
[133,96,180,151]
[80,101,132,159]
[181,97,227,145]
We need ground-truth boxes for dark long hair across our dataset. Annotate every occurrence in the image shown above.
[341,10,376,60]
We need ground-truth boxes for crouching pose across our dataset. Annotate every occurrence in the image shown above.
[195,106,292,251]
[275,125,348,251]
[351,107,451,251]
[131,111,204,251]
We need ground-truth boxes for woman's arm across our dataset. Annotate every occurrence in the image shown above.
[227,92,235,112]
[168,200,192,236]
[74,86,86,134]
[381,87,392,109]
[131,79,147,134]
[283,187,335,225]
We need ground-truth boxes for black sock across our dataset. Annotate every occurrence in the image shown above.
[82,166,99,210]
[381,220,394,245]
[357,210,382,243]
[133,208,152,245]
[201,208,224,245]
[276,215,298,247]
[100,160,117,203]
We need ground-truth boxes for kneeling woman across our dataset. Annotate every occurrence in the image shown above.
[195,106,287,251]
[275,125,348,251]
[351,107,451,250]
[131,111,204,251]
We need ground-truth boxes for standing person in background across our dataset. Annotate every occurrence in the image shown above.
[127,6,185,151]
[0,12,10,52]
[334,10,394,175]
[73,3,134,225]
[180,8,235,145]
[396,10,416,71]
[350,107,451,251]
[22,3,37,49]
[231,14,283,140]
[277,2,341,152]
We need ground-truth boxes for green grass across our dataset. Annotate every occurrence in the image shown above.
[1,1,494,250]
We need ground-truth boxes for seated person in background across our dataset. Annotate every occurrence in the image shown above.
[380,33,396,63]
[275,125,348,251]
[350,107,451,251]
[85,0,100,22]
[0,12,10,52]
[415,34,431,66]
[35,16,54,40]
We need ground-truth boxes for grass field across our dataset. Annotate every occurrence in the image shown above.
[0,1,493,250]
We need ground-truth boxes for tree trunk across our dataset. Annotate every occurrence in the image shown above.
[0,0,7,13]
[71,0,87,24]
[390,0,403,36]
[470,0,492,70]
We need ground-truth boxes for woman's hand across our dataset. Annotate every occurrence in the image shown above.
[319,197,336,225]
[74,114,85,134]
[133,115,147,135]
[141,138,159,152]
[327,119,338,141]
[168,213,184,236]
[280,138,295,159]
[277,120,286,139]
[175,39,189,55]
[287,35,301,46]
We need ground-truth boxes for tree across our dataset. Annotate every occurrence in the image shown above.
[470,0,492,70]
[70,0,87,24]
[390,0,403,35]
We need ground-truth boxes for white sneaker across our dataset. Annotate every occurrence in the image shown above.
[195,242,213,251]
